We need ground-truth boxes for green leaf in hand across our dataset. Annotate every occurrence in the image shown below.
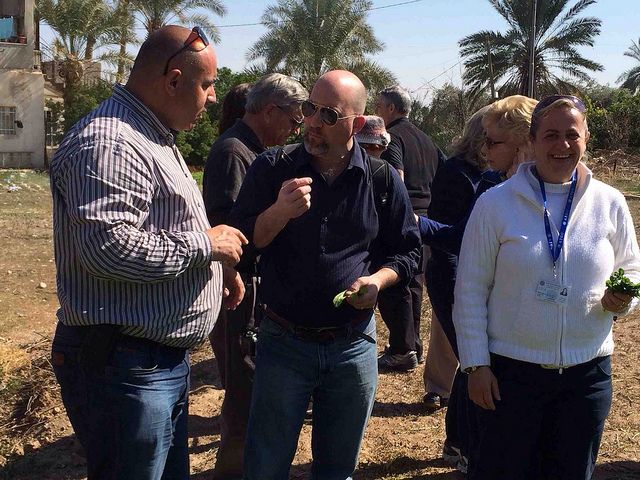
[333,287,366,308]
[606,268,640,297]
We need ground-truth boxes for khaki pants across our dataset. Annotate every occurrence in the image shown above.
[423,311,458,397]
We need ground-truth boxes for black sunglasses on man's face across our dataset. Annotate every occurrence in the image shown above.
[163,26,210,75]
[301,100,358,127]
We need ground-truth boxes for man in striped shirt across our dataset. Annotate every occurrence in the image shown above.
[49,26,247,480]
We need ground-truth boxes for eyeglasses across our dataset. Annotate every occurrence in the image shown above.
[301,100,359,126]
[484,136,505,149]
[163,27,210,75]
[534,95,587,115]
[277,105,303,127]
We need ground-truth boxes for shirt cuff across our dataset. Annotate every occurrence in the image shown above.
[183,231,213,267]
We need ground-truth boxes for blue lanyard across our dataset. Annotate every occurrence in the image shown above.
[537,170,577,274]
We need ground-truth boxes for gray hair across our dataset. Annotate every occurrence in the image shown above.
[245,73,308,114]
[378,85,412,116]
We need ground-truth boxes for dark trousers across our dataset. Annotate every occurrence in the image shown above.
[378,246,427,358]
[212,276,257,479]
[209,313,226,388]
[470,354,613,480]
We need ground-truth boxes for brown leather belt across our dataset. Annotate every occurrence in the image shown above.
[261,304,375,344]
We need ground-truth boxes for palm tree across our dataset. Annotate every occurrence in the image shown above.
[618,39,640,94]
[246,0,395,92]
[37,0,117,106]
[107,0,137,83]
[133,0,226,43]
[459,0,603,99]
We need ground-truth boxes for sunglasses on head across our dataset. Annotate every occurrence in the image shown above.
[301,100,359,126]
[163,26,210,75]
[534,95,587,114]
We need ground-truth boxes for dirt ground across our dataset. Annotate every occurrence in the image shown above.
[0,156,639,479]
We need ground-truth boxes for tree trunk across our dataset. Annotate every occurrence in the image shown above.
[116,0,130,83]
[85,35,95,60]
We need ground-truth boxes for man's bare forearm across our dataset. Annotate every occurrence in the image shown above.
[253,203,289,249]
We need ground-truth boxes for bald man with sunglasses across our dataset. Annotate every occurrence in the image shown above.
[49,26,247,480]
[232,70,421,479]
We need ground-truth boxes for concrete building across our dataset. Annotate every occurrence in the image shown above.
[0,0,45,168]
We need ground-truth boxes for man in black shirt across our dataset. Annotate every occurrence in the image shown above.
[202,72,307,480]
[232,70,420,479]
[375,85,445,371]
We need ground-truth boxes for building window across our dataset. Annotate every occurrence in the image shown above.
[0,15,25,43]
[0,106,17,134]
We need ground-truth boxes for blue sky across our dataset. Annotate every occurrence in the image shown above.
[41,0,639,100]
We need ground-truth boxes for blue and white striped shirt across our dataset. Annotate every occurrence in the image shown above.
[50,84,222,348]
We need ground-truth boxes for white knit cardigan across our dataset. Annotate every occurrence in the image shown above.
[453,161,640,370]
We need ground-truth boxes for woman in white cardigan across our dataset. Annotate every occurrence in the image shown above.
[453,95,640,480]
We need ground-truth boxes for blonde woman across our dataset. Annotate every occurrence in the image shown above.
[454,95,640,479]
[418,96,538,473]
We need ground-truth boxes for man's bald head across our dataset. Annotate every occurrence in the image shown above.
[313,70,367,115]
[130,25,208,79]
[125,25,218,132]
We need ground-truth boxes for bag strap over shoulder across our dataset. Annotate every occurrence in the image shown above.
[367,155,391,216]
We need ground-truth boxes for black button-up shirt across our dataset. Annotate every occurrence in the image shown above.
[231,142,421,328]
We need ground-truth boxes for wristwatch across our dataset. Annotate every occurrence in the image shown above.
[463,365,488,374]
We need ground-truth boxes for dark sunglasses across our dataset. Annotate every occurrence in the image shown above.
[534,95,587,114]
[163,26,210,75]
[277,105,303,126]
[484,136,505,149]
[301,100,358,126]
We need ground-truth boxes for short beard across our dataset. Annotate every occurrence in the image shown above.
[303,133,329,157]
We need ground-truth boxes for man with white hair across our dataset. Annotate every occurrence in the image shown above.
[203,72,308,479]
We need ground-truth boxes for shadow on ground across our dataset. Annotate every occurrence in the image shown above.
[0,434,86,480]
[372,400,427,417]
[190,357,223,391]
[356,456,462,479]
[594,460,640,479]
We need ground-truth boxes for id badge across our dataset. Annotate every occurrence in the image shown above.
[535,280,570,305]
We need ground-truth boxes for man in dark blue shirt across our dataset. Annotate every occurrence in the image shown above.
[232,70,420,479]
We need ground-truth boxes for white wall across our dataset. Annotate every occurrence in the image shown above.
[0,69,45,168]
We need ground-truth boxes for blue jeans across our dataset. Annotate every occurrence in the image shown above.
[243,315,378,480]
[51,322,190,480]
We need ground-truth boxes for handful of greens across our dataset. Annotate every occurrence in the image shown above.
[333,287,366,308]
[606,268,640,297]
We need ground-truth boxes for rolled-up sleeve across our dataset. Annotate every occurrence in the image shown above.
[61,142,212,283]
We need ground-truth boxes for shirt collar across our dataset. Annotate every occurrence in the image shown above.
[112,84,175,145]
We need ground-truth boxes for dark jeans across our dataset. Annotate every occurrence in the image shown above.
[378,246,427,357]
[470,354,613,480]
[51,322,190,480]
[244,315,378,480]
[212,276,257,479]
